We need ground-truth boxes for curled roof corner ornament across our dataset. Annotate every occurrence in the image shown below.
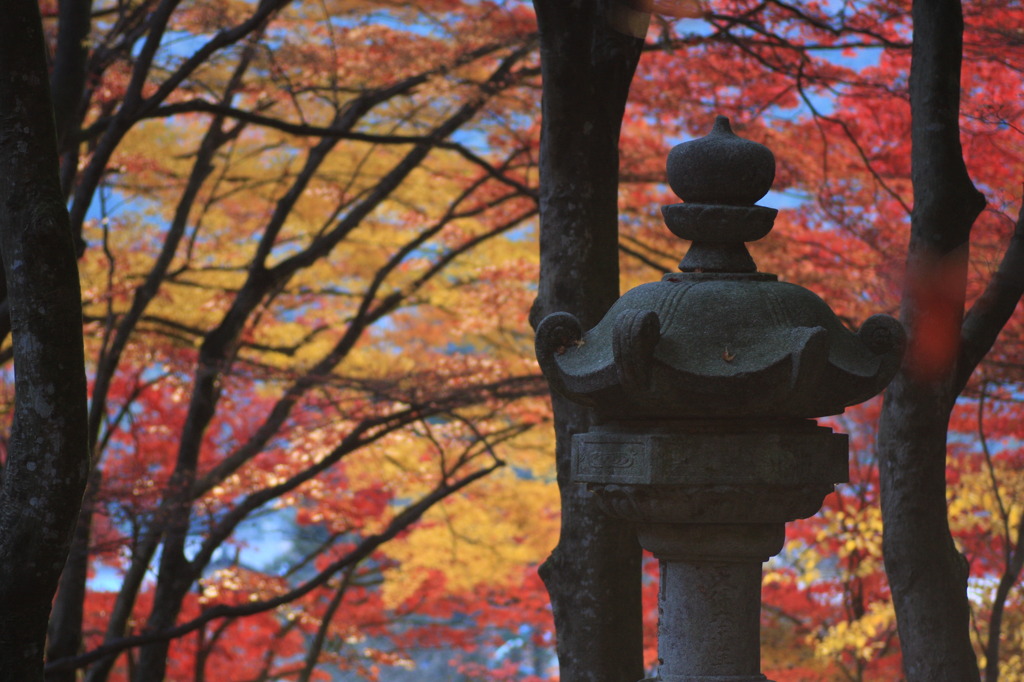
[535,115,906,420]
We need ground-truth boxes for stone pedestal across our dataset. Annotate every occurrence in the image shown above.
[574,421,847,682]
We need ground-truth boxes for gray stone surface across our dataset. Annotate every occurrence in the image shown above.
[534,115,905,421]
[574,422,846,526]
[535,278,905,420]
[571,422,842,681]
[535,116,903,682]
[573,423,847,487]
[659,561,763,679]
[666,116,775,206]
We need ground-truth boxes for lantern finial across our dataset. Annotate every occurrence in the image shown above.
[663,116,778,273]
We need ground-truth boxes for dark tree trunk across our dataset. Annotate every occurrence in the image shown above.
[879,378,979,680]
[878,1,1001,680]
[44,5,103,676]
[529,2,646,680]
[0,2,91,681]
[50,0,93,151]
[46,479,96,682]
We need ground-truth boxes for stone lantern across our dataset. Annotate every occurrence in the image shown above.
[534,116,905,682]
